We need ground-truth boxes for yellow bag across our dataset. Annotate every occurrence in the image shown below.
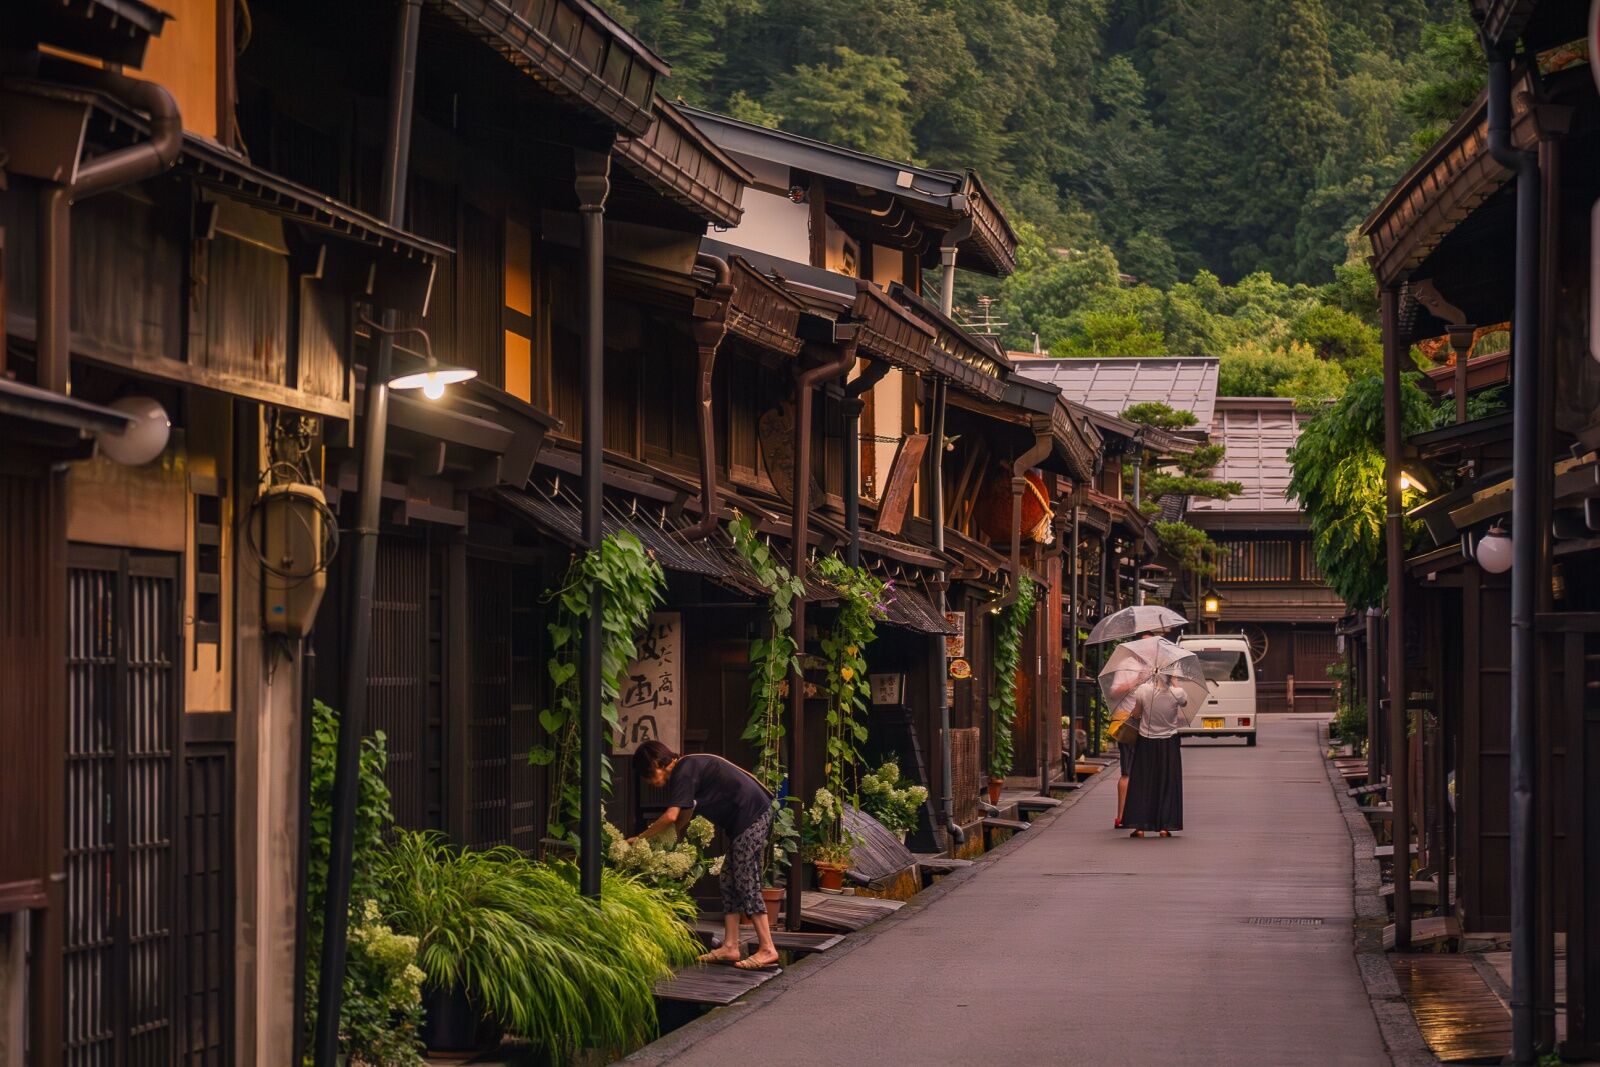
[1107,709,1140,745]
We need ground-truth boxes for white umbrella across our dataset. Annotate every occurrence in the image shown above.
[1097,636,1209,713]
[1085,605,1188,645]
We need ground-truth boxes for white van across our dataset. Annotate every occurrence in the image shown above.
[1177,634,1258,747]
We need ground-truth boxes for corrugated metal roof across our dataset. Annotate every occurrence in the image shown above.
[1188,397,1307,515]
[1012,356,1219,427]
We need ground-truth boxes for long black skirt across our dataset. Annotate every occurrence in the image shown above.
[1123,734,1183,832]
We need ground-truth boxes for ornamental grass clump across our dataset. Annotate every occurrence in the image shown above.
[378,831,698,1060]
[602,816,719,896]
[858,759,928,838]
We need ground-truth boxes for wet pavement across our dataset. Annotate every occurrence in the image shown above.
[634,715,1389,1066]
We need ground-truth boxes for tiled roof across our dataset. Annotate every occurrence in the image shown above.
[1012,356,1219,427]
[1188,397,1307,515]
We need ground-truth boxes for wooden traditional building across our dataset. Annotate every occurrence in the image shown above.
[1360,0,1600,1056]
[1187,397,1343,714]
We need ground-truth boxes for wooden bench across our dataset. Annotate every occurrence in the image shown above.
[915,856,974,885]
[1391,954,1509,1062]
[797,891,903,932]
[1379,881,1442,908]
[1015,796,1062,816]
[1358,804,1394,821]
[655,963,779,1005]
[1382,915,1461,952]
[1373,842,1419,860]
[981,816,1030,848]
[1347,782,1388,798]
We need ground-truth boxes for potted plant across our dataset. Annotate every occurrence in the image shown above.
[802,787,857,891]
[858,759,927,843]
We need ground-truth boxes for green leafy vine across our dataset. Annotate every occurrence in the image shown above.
[727,513,803,882]
[530,531,666,847]
[988,575,1036,781]
[810,555,888,859]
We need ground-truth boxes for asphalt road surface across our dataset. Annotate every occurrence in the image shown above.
[639,715,1388,1066]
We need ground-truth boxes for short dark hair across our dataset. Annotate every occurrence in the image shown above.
[633,739,678,779]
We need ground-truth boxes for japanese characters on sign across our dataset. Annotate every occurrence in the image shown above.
[944,612,965,658]
[869,672,905,706]
[616,612,681,754]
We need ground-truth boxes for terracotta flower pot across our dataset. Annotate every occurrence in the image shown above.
[988,777,1004,806]
[743,886,785,924]
[814,862,847,892]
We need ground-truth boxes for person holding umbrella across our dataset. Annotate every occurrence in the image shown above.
[1098,636,1207,838]
[1086,606,1188,828]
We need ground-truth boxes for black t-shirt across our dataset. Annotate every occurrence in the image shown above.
[667,754,772,838]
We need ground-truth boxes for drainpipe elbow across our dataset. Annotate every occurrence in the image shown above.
[67,68,183,198]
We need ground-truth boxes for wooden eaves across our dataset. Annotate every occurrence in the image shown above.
[427,0,668,137]
[615,99,751,229]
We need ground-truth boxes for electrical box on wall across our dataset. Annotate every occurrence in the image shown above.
[261,483,330,637]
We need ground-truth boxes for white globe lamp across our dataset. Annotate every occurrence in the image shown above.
[1477,524,1513,575]
[99,396,171,465]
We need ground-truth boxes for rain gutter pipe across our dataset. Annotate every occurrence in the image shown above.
[316,3,421,1064]
[684,253,734,540]
[37,65,182,393]
[787,330,859,929]
[995,430,1052,611]
[929,376,961,843]
[1487,42,1541,1064]
[936,253,962,844]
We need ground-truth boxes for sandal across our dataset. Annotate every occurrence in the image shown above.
[1129,830,1144,839]
[1159,830,1172,838]
[735,955,779,971]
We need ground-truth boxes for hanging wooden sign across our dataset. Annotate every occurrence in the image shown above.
[616,612,681,754]
[875,433,930,536]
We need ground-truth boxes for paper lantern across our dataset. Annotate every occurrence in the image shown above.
[99,396,170,466]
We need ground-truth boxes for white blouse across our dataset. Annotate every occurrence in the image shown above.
[1135,678,1190,740]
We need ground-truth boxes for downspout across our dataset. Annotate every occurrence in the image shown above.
[315,3,421,1064]
[1040,507,1066,796]
[786,330,859,930]
[684,253,734,540]
[1067,499,1081,775]
[842,360,891,566]
[1486,45,1541,1062]
[935,257,962,843]
[1380,284,1412,953]
[37,65,182,393]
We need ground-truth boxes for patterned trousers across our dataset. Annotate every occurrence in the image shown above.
[720,808,773,916]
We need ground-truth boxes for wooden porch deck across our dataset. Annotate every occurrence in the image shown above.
[1391,955,1510,1063]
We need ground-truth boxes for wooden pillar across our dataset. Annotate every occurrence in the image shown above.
[1382,284,1412,949]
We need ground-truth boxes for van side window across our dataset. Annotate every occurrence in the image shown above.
[1194,650,1250,683]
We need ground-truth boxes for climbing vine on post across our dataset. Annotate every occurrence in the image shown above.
[727,514,804,883]
[530,531,665,847]
[988,575,1036,781]
[728,514,803,792]
[813,555,890,813]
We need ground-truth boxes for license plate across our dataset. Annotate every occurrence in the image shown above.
[1202,717,1225,730]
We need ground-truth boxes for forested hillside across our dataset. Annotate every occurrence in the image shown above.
[604,0,1487,387]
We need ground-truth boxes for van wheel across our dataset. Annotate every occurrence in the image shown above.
[1246,735,1257,747]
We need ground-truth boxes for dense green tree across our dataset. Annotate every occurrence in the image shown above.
[763,47,918,161]
[1218,341,1349,400]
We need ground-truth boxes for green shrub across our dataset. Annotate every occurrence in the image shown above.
[303,700,424,1065]
[858,759,928,837]
[379,831,698,1059]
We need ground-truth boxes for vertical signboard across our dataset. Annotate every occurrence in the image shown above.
[615,612,681,754]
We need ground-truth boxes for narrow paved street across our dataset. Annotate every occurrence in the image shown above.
[646,716,1387,1065]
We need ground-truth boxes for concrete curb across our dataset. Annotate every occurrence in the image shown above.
[624,765,1121,1065]
[1318,729,1436,1067]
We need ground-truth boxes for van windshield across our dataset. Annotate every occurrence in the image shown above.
[1193,650,1249,683]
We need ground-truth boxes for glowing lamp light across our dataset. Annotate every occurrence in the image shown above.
[1203,595,1221,617]
[389,363,477,400]
[1399,470,1427,493]
[99,396,171,465]
[1477,524,1513,574]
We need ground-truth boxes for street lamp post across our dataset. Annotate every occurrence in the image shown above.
[313,319,475,1067]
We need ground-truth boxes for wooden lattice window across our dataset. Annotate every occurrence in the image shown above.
[1215,539,1294,582]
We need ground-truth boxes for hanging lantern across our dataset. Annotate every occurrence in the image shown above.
[98,396,170,465]
[1477,524,1513,574]
[974,469,1052,544]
